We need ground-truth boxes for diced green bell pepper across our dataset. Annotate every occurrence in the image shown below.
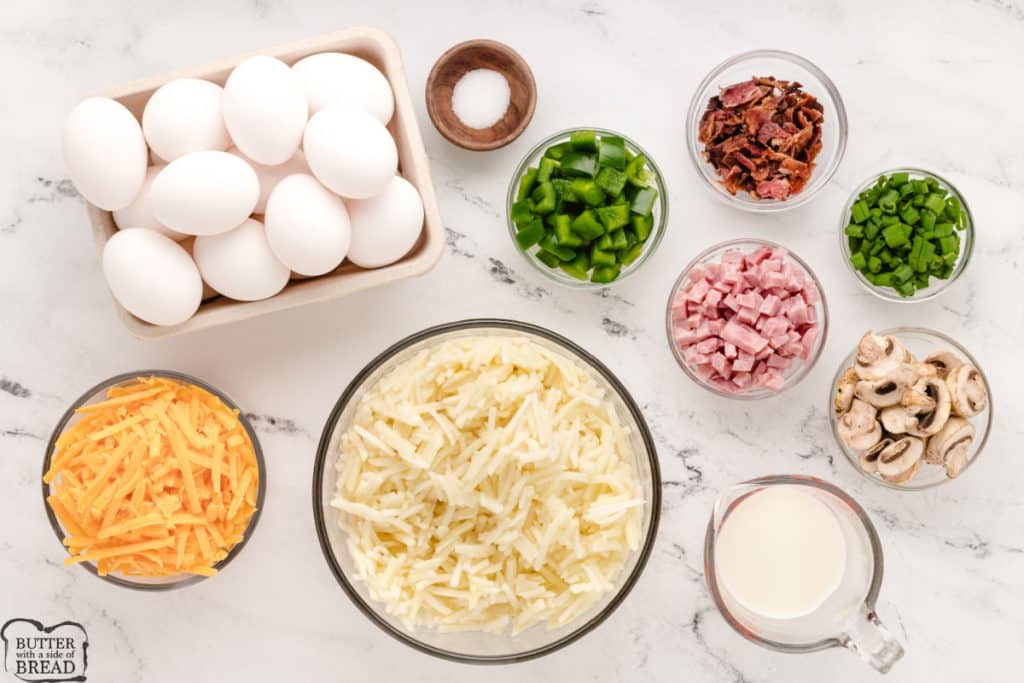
[631,213,653,242]
[597,136,626,170]
[514,219,545,249]
[630,187,658,215]
[595,167,627,196]
[571,210,606,240]
[624,154,651,187]
[569,179,605,206]
[510,200,533,227]
[590,264,621,284]
[538,233,576,261]
[560,151,597,178]
[552,214,582,247]
[608,228,628,250]
[517,168,538,202]
[618,242,645,266]
[595,204,630,231]
[535,250,562,268]
[530,181,557,214]
[537,157,559,183]
[570,130,597,151]
[559,253,591,280]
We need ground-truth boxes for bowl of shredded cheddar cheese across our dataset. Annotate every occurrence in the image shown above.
[42,371,265,590]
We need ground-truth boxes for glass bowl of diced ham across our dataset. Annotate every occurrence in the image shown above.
[666,239,828,399]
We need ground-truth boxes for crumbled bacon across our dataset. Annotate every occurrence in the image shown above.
[698,76,824,201]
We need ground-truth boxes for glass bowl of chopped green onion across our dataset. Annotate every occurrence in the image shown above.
[506,128,668,287]
[839,168,974,302]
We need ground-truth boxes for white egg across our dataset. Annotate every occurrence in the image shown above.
[112,165,187,241]
[223,56,308,165]
[303,106,396,199]
[63,97,147,210]
[142,78,230,162]
[264,174,351,276]
[193,218,289,301]
[102,228,202,326]
[346,176,424,268]
[150,151,259,236]
[292,52,394,124]
[226,147,308,214]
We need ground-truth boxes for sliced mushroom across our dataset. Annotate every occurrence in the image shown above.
[946,364,987,418]
[876,436,925,484]
[837,399,883,452]
[854,332,913,381]
[834,367,858,415]
[859,437,893,474]
[880,404,919,434]
[925,416,975,467]
[923,351,962,380]
[855,376,911,408]
[902,376,951,437]
[945,445,970,478]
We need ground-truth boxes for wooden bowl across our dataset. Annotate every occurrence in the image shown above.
[426,39,536,151]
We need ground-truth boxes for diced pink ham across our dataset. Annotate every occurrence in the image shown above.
[672,245,822,395]
[802,283,820,305]
[721,319,768,354]
[800,325,821,360]
[733,351,755,372]
[760,368,786,390]
[686,265,708,283]
[737,306,759,325]
[786,300,810,326]
[685,278,711,302]
[695,337,721,354]
[711,352,732,378]
[761,316,790,340]
[732,372,753,389]
[759,294,781,317]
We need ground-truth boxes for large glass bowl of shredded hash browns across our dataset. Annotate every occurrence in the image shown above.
[42,371,265,590]
[313,319,660,663]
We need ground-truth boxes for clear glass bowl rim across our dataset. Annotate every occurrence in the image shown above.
[41,369,267,591]
[702,474,885,653]
[685,49,849,213]
[505,127,669,288]
[664,237,830,400]
[837,168,975,303]
[311,318,662,664]
[828,326,993,491]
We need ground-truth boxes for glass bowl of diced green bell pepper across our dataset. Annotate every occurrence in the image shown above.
[839,168,974,303]
[506,128,668,287]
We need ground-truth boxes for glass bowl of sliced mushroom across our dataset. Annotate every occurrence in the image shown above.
[829,328,992,490]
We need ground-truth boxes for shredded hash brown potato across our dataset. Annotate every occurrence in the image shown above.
[333,335,644,634]
[44,376,259,578]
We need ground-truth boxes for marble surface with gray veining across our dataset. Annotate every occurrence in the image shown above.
[2,0,1022,681]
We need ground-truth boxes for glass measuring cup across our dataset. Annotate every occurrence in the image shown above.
[703,475,904,673]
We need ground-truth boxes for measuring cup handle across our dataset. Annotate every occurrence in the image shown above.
[840,606,905,673]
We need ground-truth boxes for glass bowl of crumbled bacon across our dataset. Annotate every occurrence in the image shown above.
[686,50,848,212]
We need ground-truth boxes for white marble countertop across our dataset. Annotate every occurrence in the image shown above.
[2,0,1023,680]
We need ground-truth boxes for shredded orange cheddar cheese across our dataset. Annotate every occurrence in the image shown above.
[44,376,259,578]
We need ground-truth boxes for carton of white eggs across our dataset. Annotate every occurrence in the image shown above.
[63,28,442,335]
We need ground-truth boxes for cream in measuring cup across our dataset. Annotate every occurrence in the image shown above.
[704,475,904,673]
